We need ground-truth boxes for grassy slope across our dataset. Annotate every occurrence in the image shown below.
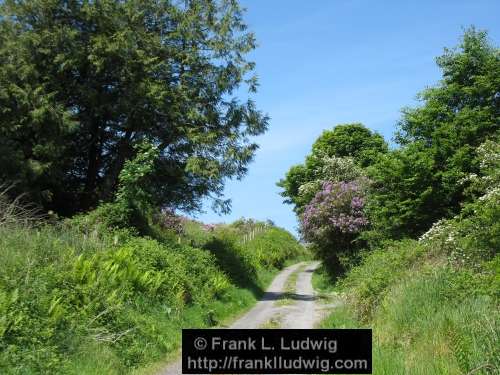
[315,198,499,374]
[0,218,306,374]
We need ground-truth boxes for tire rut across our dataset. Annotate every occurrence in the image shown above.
[160,262,313,374]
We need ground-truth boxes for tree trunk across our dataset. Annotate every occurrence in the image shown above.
[100,130,134,201]
[82,119,101,210]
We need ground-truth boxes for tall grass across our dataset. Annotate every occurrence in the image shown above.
[374,268,498,375]
[0,197,305,374]
[319,264,499,374]
[317,195,499,374]
[0,184,43,227]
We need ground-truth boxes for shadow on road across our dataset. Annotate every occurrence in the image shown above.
[261,291,318,302]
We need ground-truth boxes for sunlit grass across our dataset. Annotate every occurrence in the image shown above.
[316,263,499,375]
[0,215,304,373]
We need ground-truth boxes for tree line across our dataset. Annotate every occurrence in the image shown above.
[278,28,499,271]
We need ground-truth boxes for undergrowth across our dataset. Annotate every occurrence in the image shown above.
[317,189,499,374]
[0,206,305,374]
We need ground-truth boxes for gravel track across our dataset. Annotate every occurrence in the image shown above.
[160,261,322,375]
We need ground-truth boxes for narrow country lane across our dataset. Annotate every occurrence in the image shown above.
[160,261,322,375]
[279,261,322,329]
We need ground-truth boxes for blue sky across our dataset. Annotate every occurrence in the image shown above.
[192,0,500,236]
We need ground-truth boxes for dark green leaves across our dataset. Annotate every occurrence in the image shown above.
[371,28,500,240]
[277,123,387,213]
[0,0,267,214]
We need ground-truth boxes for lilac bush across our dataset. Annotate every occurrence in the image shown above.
[301,180,368,244]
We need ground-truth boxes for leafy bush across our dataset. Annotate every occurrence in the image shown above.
[242,226,306,269]
[301,180,369,271]
[339,239,426,320]
[0,204,304,374]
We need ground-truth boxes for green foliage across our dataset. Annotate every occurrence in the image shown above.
[0,225,211,372]
[203,227,260,292]
[95,141,161,233]
[310,123,388,167]
[309,27,499,375]
[396,28,499,149]
[115,142,159,214]
[366,28,500,242]
[311,264,338,294]
[365,142,438,240]
[0,204,304,373]
[277,124,388,274]
[320,252,499,374]
[0,0,268,215]
[319,178,499,374]
[276,164,308,208]
[464,137,500,199]
[322,292,499,375]
[278,123,386,213]
[339,240,426,320]
[242,226,305,269]
[372,268,499,375]
[341,174,499,321]
[192,219,307,293]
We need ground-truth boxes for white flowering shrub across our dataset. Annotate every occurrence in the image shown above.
[418,219,450,243]
[463,139,500,198]
[420,139,499,268]
[420,188,498,270]
[418,217,463,259]
[319,155,363,182]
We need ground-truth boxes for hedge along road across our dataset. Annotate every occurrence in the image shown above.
[160,261,322,375]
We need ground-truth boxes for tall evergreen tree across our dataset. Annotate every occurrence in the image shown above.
[0,0,267,215]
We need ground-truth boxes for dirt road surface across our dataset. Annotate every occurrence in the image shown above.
[160,261,323,375]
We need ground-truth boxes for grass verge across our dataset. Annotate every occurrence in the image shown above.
[315,245,499,375]
[0,215,305,374]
